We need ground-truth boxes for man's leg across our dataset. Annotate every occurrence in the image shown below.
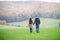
[37,25,39,33]
[36,25,39,33]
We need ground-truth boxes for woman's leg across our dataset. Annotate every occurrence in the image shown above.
[30,28,32,33]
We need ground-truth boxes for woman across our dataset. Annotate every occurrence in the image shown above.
[29,18,33,33]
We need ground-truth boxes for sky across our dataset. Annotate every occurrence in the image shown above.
[0,0,60,3]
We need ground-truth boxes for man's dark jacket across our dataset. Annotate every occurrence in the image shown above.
[34,18,40,25]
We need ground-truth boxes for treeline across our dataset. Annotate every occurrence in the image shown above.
[0,14,28,23]
[0,13,60,23]
[31,13,60,19]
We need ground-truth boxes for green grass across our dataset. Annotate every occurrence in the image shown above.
[0,28,60,40]
[0,18,60,40]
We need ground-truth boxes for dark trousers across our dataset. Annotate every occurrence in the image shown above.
[36,25,39,33]
[30,28,32,33]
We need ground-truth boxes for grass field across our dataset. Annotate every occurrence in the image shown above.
[0,18,60,40]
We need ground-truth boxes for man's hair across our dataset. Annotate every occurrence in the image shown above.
[36,16,37,17]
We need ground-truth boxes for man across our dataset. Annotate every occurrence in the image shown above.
[34,16,40,33]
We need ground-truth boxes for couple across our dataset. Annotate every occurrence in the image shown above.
[29,16,40,33]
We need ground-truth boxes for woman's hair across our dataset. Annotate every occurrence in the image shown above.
[29,18,33,24]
